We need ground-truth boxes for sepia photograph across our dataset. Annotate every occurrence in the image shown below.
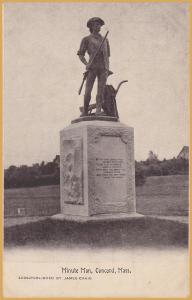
[3,1,189,298]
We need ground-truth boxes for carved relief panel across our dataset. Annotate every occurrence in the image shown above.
[61,139,83,205]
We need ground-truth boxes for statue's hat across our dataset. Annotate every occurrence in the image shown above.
[87,17,105,28]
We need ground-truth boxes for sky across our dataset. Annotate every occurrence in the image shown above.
[3,2,189,168]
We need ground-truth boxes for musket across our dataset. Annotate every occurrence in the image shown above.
[78,31,109,95]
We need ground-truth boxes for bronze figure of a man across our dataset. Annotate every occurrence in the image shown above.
[77,17,111,116]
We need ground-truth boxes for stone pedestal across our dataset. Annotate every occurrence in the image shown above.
[58,120,137,220]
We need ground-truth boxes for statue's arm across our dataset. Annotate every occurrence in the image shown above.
[77,37,88,66]
[78,54,88,66]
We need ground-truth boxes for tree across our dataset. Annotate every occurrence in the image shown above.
[147,151,159,162]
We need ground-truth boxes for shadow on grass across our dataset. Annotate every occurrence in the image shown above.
[4,217,188,249]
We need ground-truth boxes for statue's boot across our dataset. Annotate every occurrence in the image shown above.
[95,96,106,116]
[81,94,90,116]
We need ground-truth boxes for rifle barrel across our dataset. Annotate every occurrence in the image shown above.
[78,31,109,95]
[88,31,109,68]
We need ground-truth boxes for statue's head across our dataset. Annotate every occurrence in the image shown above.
[87,17,105,33]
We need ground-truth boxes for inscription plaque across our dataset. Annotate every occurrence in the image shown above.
[96,158,126,179]
[92,136,128,213]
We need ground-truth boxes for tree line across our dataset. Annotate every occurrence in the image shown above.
[4,159,60,189]
[4,153,188,189]
[135,156,188,186]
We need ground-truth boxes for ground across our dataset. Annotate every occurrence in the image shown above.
[4,175,189,298]
[4,175,189,248]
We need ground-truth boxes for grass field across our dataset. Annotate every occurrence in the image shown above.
[4,174,188,218]
[4,175,189,248]
[136,175,188,216]
[4,185,60,217]
[4,216,188,249]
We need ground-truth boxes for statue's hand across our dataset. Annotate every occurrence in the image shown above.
[86,63,91,71]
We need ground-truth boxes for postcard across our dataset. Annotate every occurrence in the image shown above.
[3,1,190,298]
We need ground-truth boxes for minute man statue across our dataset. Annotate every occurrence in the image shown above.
[77,17,111,116]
